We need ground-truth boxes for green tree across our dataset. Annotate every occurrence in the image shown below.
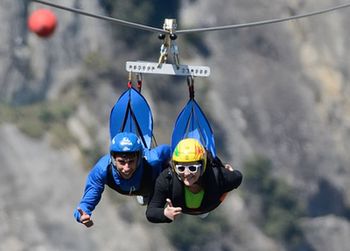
[243,155,305,249]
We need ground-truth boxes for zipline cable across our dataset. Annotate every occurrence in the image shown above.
[31,0,350,34]
[31,0,166,33]
[176,2,350,33]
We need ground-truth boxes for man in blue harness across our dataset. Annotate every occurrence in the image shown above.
[74,132,171,227]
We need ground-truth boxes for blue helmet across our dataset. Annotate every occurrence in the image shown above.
[110,132,143,154]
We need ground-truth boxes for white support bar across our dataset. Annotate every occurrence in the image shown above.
[126,61,210,77]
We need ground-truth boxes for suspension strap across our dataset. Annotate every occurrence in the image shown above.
[119,99,149,149]
[127,72,133,88]
[187,76,195,99]
[152,135,158,148]
[128,103,148,148]
[136,73,142,92]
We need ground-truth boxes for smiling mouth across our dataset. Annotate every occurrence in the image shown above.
[184,175,195,182]
[122,169,133,175]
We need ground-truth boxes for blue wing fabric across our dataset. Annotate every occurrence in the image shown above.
[109,87,153,149]
[171,99,216,157]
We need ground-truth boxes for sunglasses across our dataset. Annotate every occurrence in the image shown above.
[175,164,202,174]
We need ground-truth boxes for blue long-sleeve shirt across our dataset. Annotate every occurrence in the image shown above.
[74,144,171,222]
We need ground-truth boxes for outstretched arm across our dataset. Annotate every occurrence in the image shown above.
[73,158,107,226]
[146,170,176,223]
[221,164,243,192]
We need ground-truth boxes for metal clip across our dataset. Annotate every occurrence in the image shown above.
[158,19,179,67]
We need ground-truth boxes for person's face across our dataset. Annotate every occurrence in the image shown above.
[113,154,138,179]
[174,162,202,187]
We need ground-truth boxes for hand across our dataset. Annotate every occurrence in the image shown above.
[77,208,94,228]
[224,164,234,172]
[164,198,182,221]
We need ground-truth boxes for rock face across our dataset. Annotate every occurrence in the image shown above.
[0,0,114,104]
[301,215,350,251]
[1,0,350,250]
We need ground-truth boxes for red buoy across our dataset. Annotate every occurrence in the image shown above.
[28,9,57,38]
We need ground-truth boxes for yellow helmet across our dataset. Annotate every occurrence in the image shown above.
[172,138,207,174]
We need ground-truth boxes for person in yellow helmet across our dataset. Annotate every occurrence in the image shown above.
[146,138,242,223]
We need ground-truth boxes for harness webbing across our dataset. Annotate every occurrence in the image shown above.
[182,101,207,148]
[119,96,149,149]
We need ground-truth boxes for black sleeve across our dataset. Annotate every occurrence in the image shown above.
[210,155,243,192]
[145,169,173,223]
[221,167,243,192]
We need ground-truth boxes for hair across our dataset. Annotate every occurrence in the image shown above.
[111,151,138,159]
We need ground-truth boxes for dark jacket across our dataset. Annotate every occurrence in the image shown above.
[146,156,243,223]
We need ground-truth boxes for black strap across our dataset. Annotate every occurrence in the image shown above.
[119,90,149,149]
[128,102,148,148]
[187,76,195,99]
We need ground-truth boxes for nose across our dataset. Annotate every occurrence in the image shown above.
[183,168,191,176]
[123,162,131,168]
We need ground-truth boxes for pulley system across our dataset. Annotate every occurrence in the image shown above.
[126,19,210,81]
